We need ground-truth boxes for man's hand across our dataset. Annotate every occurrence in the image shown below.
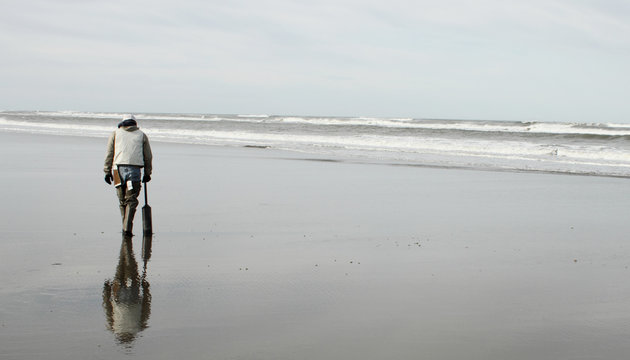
[142,174,151,183]
[105,172,113,184]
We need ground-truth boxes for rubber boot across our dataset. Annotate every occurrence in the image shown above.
[123,206,136,236]
[116,186,127,229]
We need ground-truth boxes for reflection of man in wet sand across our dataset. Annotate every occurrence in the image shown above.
[103,236,151,345]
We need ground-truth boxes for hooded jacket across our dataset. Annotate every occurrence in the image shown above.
[104,126,153,176]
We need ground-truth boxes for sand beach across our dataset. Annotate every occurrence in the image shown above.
[1,131,630,359]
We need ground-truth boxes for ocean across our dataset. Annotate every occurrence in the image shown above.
[1,110,629,177]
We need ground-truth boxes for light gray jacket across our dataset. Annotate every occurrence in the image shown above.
[104,126,153,176]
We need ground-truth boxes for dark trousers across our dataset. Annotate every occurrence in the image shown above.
[116,181,141,233]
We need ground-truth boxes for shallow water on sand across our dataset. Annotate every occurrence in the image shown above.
[1,133,630,360]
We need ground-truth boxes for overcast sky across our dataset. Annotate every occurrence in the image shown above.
[1,0,629,122]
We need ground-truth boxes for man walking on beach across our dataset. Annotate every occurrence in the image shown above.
[104,114,153,236]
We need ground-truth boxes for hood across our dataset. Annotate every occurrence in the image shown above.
[118,118,138,128]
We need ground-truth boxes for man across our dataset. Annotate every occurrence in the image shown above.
[104,114,153,236]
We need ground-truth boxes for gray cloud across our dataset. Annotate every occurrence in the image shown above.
[1,0,629,121]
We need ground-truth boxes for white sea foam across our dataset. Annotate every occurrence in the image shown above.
[237,114,270,118]
[265,116,630,136]
[144,127,630,168]
[34,111,124,119]
[0,117,112,137]
[1,111,629,177]
[16,111,630,136]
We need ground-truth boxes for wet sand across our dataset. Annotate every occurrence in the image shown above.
[1,131,630,359]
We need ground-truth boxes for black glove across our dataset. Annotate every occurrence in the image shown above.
[142,174,151,183]
[105,172,113,184]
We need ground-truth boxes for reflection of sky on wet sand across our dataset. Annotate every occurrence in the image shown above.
[3,195,630,359]
[2,135,630,359]
[102,236,151,346]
